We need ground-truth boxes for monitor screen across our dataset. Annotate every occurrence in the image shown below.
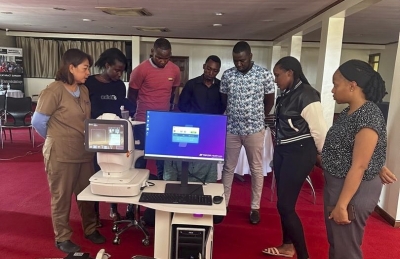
[144,111,227,162]
[85,119,128,153]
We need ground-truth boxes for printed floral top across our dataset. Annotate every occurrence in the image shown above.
[322,101,387,181]
[220,63,275,135]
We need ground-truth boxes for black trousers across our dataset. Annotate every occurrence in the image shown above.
[273,138,317,259]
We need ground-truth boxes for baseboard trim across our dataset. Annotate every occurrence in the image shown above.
[374,206,400,228]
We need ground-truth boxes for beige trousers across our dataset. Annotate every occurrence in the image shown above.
[222,129,265,210]
[45,149,97,242]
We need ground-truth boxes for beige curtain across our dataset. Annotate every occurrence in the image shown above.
[16,37,59,78]
[16,37,127,80]
[58,40,82,62]
[81,41,127,81]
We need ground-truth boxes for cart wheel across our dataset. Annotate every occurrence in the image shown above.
[113,237,121,245]
[112,225,119,233]
[142,238,150,246]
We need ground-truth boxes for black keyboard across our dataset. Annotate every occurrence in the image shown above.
[139,192,213,206]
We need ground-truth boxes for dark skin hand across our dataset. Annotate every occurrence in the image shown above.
[221,94,227,111]
[316,154,322,168]
[127,88,139,109]
[264,93,275,115]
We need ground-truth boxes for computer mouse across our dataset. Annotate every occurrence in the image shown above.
[213,195,224,205]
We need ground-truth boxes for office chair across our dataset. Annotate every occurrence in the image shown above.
[265,114,316,204]
[1,97,34,148]
[0,95,6,148]
[111,149,150,246]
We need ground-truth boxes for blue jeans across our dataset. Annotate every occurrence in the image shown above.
[134,123,164,179]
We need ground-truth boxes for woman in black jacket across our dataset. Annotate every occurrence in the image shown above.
[263,56,327,259]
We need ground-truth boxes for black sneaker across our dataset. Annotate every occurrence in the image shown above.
[85,230,106,244]
[250,209,260,224]
[55,240,80,253]
[213,215,225,224]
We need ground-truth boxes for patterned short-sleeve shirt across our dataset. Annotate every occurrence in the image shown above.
[322,101,387,181]
[220,63,275,135]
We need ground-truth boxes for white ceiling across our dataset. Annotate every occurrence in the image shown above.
[0,0,399,44]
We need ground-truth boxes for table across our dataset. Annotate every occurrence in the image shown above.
[0,89,24,98]
[78,180,226,259]
[217,127,274,179]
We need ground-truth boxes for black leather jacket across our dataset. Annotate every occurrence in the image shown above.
[275,81,321,145]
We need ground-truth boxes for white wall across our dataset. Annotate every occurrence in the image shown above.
[20,36,385,110]
[377,39,400,221]
[24,78,130,98]
[281,47,372,113]
[23,78,53,97]
[378,43,398,102]
[0,31,16,47]
[140,41,272,80]
[25,40,273,96]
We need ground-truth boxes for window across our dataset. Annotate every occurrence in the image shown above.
[368,53,380,71]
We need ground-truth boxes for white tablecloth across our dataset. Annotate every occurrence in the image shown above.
[0,89,24,98]
[217,127,274,180]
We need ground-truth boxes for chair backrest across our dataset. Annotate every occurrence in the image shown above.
[5,97,32,126]
[0,95,5,123]
[0,95,5,112]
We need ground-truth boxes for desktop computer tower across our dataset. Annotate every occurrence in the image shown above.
[171,225,210,259]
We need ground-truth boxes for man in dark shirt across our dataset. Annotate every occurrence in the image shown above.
[166,55,226,224]
[178,55,226,114]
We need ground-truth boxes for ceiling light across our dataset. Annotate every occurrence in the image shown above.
[134,26,170,32]
[53,7,66,11]
[1,12,13,14]
[213,23,223,27]
[262,19,274,22]
[96,7,152,16]
[82,19,93,22]
[215,12,224,16]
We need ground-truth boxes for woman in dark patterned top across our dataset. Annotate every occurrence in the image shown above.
[322,59,387,259]
[263,56,328,259]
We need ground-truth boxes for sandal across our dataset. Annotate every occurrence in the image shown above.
[262,247,294,258]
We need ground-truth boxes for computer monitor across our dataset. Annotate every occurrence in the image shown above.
[144,111,227,195]
[85,119,129,153]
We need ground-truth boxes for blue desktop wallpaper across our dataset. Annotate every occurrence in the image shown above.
[144,111,227,161]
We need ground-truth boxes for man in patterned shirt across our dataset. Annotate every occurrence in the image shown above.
[220,41,275,224]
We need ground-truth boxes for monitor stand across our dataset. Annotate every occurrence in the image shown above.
[164,161,204,195]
